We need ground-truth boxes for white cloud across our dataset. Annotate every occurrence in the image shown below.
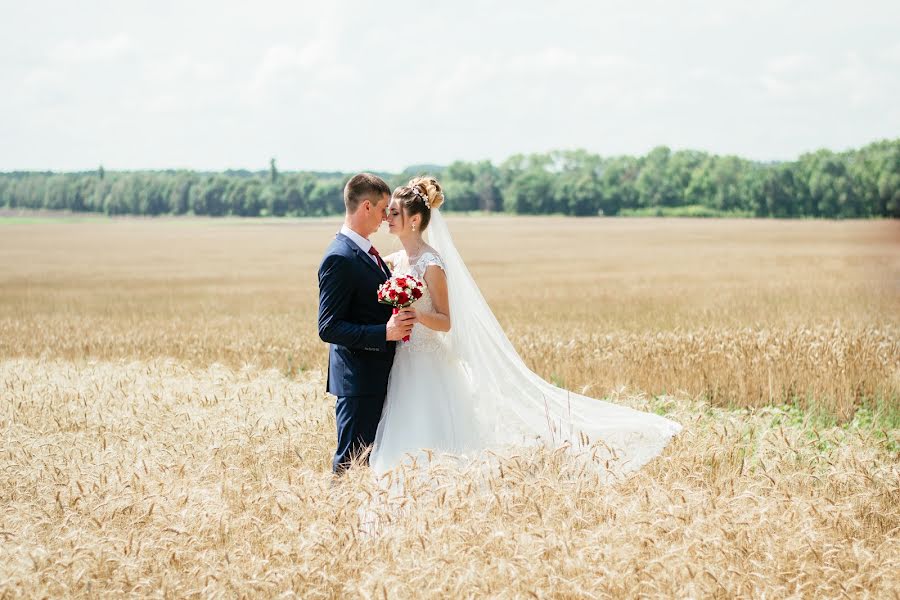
[242,41,359,109]
[145,55,225,85]
[835,51,892,108]
[766,54,817,75]
[0,1,898,170]
[759,54,821,98]
[427,49,643,118]
[48,33,133,64]
[241,5,352,107]
[509,47,579,71]
[758,51,895,110]
[882,42,900,63]
[23,67,65,90]
[431,54,500,112]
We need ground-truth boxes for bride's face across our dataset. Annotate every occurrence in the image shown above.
[386,199,418,235]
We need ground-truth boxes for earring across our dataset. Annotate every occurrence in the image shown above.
[412,224,416,231]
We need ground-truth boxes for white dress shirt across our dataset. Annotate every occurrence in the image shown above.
[340,224,379,265]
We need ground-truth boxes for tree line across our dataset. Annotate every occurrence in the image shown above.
[1,139,897,218]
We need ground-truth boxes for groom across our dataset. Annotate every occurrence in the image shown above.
[317,173,414,474]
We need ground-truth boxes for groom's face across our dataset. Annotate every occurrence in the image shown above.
[363,193,390,236]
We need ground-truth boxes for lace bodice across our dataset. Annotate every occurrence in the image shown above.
[385,249,448,354]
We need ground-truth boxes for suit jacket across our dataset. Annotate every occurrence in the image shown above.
[317,233,395,396]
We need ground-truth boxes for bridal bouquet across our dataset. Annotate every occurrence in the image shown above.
[377,275,424,342]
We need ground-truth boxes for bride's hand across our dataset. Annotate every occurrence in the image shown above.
[400,306,418,324]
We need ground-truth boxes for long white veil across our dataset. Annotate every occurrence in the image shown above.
[426,209,681,474]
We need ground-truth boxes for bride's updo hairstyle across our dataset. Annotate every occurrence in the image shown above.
[392,176,445,232]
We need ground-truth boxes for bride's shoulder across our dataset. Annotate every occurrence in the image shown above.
[417,247,446,271]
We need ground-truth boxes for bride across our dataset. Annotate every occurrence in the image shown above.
[369,177,681,477]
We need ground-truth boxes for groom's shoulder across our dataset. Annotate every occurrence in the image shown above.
[323,234,354,259]
[319,236,354,271]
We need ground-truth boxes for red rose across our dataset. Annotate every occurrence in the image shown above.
[396,277,407,287]
[397,292,409,305]
[412,288,422,299]
[389,289,397,300]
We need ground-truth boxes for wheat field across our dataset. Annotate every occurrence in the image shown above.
[1,216,898,598]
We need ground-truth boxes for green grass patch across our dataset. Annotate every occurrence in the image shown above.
[0,216,110,225]
[618,205,755,218]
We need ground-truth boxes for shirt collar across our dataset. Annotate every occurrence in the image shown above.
[339,224,372,254]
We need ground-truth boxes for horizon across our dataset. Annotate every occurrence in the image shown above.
[1,136,895,175]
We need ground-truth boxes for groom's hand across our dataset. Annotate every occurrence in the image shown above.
[386,309,415,341]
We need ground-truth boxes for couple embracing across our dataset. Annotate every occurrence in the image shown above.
[318,173,681,477]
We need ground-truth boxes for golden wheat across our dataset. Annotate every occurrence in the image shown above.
[0,216,898,597]
[0,358,897,598]
[1,217,897,415]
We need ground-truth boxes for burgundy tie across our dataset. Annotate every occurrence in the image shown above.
[368,246,387,275]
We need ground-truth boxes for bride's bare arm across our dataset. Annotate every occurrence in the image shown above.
[383,251,399,272]
[410,265,451,332]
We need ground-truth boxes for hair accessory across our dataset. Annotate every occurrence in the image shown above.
[409,186,431,210]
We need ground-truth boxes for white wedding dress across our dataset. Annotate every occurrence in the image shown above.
[370,250,488,474]
[369,210,682,478]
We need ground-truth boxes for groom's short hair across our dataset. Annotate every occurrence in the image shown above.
[344,173,391,213]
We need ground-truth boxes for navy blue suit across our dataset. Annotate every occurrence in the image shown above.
[317,233,395,473]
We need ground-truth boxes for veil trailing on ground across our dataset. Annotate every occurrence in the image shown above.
[425,209,682,474]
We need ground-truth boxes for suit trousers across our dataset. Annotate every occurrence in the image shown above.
[333,394,385,474]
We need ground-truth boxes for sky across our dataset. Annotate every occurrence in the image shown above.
[1,0,899,172]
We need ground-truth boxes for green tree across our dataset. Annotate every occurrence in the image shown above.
[307,180,344,215]
[555,171,602,216]
[759,164,798,218]
[262,182,287,216]
[1,139,897,219]
[443,162,479,212]
[472,160,501,212]
[0,178,10,208]
[284,173,316,215]
[191,176,228,216]
[807,150,860,218]
[636,146,681,207]
[168,173,193,215]
[599,156,639,213]
[503,168,555,214]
